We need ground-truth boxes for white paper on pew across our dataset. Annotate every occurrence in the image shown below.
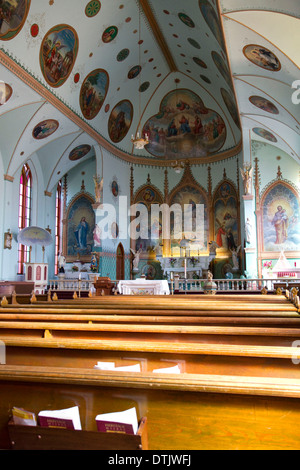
[152,365,181,374]
[94,362,141,372]
[38,406,82,430]
[114,364,141,372]
[94,362,116,370]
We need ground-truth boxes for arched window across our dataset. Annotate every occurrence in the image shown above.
[54,180,62,275]
[18,164,32,274]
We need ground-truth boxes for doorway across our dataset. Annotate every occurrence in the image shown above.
[116,243,125,280]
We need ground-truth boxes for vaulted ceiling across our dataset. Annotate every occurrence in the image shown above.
[0,0,299,193]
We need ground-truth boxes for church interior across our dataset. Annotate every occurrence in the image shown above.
[0,0,299,451]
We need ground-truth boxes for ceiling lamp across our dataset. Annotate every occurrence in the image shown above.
[172,161,185,174]
[131,5,149,151]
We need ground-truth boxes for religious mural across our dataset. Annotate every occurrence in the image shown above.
[199,0,226,50]
[40,24,79,88]
[79,69,109,120]
[143,89,226,159]
[32,119,59,139]
[252,127,277,142]
[0,0,30,40]
[213,181,239,253]
[134,185,163,253]
[243,45,281,72]
[108,99,133,143]
[170,185,208,253]
[249,96,279,115]
[211,51,233,90]
[221,88,240,129]
[262,183,300,252]
[69,145,91,161]
[66,195,95,258]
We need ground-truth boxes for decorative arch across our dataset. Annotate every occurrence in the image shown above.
[212,179,240,253]
[63,192,95,262]
[132,177,164,254]
[168,163,209,254]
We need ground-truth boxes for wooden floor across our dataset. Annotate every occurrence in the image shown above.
[0,293,300,450]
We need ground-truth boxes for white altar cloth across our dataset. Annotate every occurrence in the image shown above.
[117,279,170,295]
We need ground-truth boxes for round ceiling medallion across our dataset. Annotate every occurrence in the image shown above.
[102,26,118,43]
[0,83,13,106]
[117,48,130,62]
[178,13,195,28]
[249,96,279,114]
[128,65,141,79]
[39,24,79,88]
[243,45,281,72]
[252,127,277,142]
[32,120,59,140]
[0,0,31,40]
[69,145,92,161]
[79,68,109,120]
[30,24,39,37]
[108,100,133,143]
[85,1,101,17]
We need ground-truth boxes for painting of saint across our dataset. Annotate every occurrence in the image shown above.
[0,0,31,41]
[252,127,277,142]
[249,96,279,115]
[263,183,300,252]
[67,196,95,257]
[143,89,226,159]
[80,69,109,120]
[32,120,59,140]
[212,51,233,90]
[0,83,12,106]
[108,100,133,143]
[243,45,281,72]
[69,145,91,161]
[102,26,118,43]
[40,24,79,88]
[214,182,239,252]
[111,180,119,197]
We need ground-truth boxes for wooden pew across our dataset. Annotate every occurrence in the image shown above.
[1,365,300,450]
[0,293,300,449]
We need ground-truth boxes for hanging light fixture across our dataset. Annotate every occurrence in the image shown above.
[131,4,149,150]
[171,160,185,174]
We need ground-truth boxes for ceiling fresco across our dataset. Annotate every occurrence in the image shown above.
[0,0,298,192]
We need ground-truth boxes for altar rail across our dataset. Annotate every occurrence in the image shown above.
[47,277,298,295]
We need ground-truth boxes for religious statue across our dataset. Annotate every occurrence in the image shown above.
[58,252,66,273]
[240,163,253,196]
[90,254,98,273]
[93,175,103,204]
[245,218,252,244]
[230,245,241,270]
[130,248,142,272]
[209,240,219,255]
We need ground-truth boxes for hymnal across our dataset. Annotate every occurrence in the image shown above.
[38,406,82,430]
[95,407,138,435]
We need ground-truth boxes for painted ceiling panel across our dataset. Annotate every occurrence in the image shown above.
[0,0,298,191]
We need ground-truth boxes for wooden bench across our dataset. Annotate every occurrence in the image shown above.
[1,365,300,449]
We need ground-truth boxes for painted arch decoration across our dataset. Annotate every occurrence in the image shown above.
[143,88,226,160]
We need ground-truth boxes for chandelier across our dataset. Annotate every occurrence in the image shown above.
[171,160,185,174]
[131,4,149,151]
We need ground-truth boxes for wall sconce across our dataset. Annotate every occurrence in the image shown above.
[4,230,12,250]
